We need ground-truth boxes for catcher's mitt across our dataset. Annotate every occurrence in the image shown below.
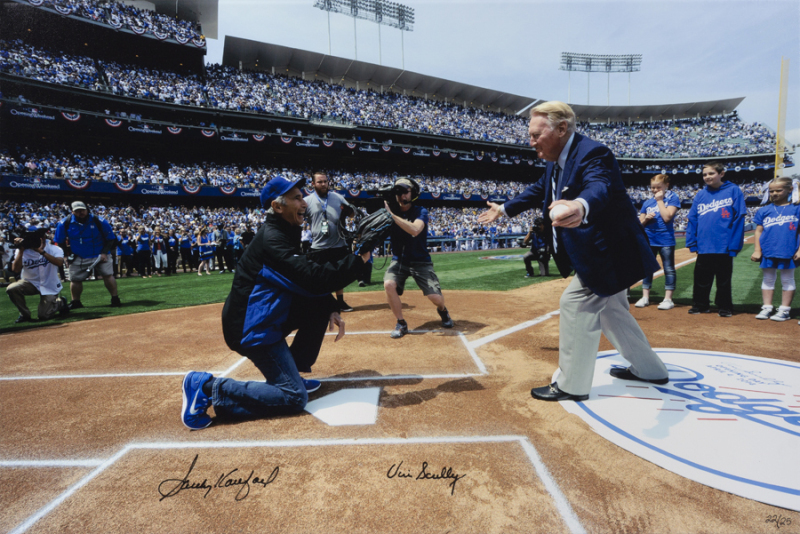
[352,208,394,255]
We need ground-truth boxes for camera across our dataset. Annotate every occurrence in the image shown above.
[20,228,46,250]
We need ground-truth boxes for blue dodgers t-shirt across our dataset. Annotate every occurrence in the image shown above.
[390,205,432,263]
[640,190,681,247]
[117,236,133,256]
[753,203,800,259]
[136,233,151,252]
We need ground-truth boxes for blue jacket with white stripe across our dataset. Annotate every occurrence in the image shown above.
[222,213,363,353]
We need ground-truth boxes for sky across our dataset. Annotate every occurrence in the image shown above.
[205,0,800,145]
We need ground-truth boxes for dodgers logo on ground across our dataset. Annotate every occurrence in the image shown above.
[557,349,800,511]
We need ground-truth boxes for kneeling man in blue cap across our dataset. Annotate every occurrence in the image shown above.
[181,176,370,429]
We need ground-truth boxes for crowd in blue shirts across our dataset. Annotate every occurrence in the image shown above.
[25,0,204,44]
[1,37,786,157]
[1,148,772,206]
[0,40,99,88]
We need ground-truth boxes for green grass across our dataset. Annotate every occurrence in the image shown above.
[3,237,795,333]
[629,239,799,317]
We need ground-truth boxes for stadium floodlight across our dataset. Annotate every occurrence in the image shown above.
[314,0,414,67]
[559,52,642,105]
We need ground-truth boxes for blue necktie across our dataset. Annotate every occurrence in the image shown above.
[551,164,560,254]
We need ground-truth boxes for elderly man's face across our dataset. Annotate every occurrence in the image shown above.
[528,114,568,162]
[273,187,307,227]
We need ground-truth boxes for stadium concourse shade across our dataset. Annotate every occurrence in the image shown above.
[221,36,745,122]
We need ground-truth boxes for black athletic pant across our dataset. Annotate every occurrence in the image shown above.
[224,246,235,272]
[120,254,135,276]
[167,249,178,275]
[180,248,193,271]
[280,296,333,373]
[215,246,228,272]
[693,253,733,310]
[137,250,152,276]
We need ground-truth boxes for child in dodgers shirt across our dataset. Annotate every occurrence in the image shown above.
[750,177,800,322]
[685,161,745,316]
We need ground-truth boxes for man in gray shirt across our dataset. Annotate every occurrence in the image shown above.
[305,171,355,312]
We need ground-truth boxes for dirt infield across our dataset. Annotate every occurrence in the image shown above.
[2,260,799,533]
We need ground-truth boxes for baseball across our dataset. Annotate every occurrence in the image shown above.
[550,203,570,222]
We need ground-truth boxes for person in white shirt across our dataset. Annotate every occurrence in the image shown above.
[6,227,69,323]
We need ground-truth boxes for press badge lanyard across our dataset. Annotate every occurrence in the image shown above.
[314,192,330,235]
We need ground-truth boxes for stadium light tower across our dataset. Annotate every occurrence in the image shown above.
[314,0,414,68]
[560,52,642,105]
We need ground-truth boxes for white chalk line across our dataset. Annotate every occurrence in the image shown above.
[319,373,483,383]
[469,311,560,349]
[8,446,131,534]
[467,247,705,349]
[0,459,105,468]
[459,331,488,374]
[0,330,477,382]
[7,436,584,534]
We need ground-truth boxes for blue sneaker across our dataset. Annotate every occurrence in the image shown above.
[181,371,213,430]
[303,379,322,393]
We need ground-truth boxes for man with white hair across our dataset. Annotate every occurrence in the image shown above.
[479,101,668,401]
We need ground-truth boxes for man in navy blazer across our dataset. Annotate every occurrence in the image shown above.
[479,101,669,401]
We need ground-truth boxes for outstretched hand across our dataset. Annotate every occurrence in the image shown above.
[477,202,503,224]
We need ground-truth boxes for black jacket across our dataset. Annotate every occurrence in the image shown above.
[222,213,363,352]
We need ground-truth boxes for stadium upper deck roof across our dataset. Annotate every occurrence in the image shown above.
[149,0,218,39]
[221,37,745,123]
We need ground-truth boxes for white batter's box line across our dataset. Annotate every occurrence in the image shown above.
[320,373,484,383]
[469,311,560,349]
[313,330,487,382]
[9,435,585,534]
[467,252,702,351]
[0,370,235,382]
[0,459,106,468]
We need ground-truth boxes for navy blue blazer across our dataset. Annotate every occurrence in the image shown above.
[504,133,658,297]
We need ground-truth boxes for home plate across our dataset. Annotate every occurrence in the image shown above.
[305,387,381,426]
[557,349,800,511]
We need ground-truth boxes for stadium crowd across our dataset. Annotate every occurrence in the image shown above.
[1,38,786,158]
[24,0,204,44]
[1,149,771,205]
[0,195,761,278]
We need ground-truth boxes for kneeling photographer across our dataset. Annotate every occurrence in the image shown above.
[6,226,68,324]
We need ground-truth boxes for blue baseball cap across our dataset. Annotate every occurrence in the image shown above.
[260,175,306,208]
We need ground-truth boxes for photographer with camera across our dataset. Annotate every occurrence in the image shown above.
[6,225,69,323]
[54,201,121,309]
[382,177,454,338]
[522,217,551,277]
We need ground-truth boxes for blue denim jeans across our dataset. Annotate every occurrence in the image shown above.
[212,340,308,420]
[642,246,676,291]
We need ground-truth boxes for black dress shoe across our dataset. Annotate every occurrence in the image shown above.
[530,383,589,402]
[610,366,668,385]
